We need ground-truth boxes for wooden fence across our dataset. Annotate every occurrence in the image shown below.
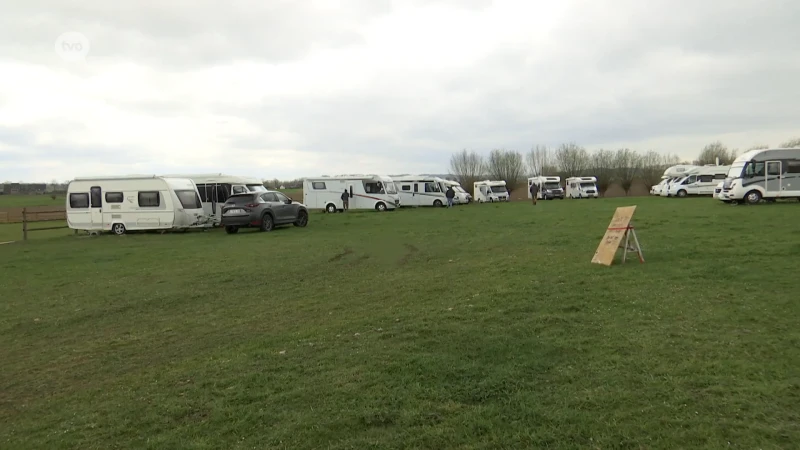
[0,207,71,241]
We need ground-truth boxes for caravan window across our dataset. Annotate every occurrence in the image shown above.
[312,182,327,190]
[714,173,726,179]
[232,185,247,194]
[69,193,89,208]
[138,191,160,207]
[423,182,440,193]
[401,184,411,191]
[699,175,714,183]
[787,161,800,173]
[105,192,123,203]
[364,182,384,194]
[175,190,202,209]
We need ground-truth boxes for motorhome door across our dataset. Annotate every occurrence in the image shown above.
[346,182,356,208]
[89,186,103,229]
[765,161,782,197]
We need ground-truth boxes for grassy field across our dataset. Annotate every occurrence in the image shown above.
[1,197,799,449]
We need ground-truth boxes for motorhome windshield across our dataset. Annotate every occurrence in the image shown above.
[579,182,595,188]
[247,184,267,192]
[544,182,561,190]
[727,162,746,178]
[454,186,467,193]
[490,185,507,193]
[175,190,203,209]
[384,182,397,194]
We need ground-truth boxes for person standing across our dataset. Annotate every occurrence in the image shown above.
[445,186,455,208]
[341,189,350,212]
[529,182,539,205]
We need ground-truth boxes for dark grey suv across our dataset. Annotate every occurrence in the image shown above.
[221,191,309,234]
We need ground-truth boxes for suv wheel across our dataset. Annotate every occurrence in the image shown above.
[225,226,239,234]
[294,210,309,227]
[260,214,274,232]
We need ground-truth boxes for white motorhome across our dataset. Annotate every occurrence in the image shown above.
[714,181,727,202]
[652,165,698,195]
[473,180,509,202]
[442,179,472,204]
[161,173,267,225]
[720,148,800,204]
[527,176,565,200]
[66,175,209,235]
[303,175,400,212]
[665,165,730,197]
[565,176,599,198]
[393,176,449,207]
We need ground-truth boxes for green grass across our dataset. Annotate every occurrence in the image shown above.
[2,197,799,449]
[0,194,65,208]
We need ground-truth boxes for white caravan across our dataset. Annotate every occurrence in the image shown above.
[303,175,400,212]
[527,176,565,200]
[161,173,267,225]
[653,165,698,196]
[720,148,800,204]
[473,180,509,202]
[442,179,472,204]
[66,175,209,235]
[393,176,449,207]
[566,176,599,198]
[665,165,730,197]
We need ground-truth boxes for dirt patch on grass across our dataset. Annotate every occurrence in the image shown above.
[329,247,354,262]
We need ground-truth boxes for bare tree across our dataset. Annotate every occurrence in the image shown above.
[696,141,736,165]
[613,148,643,195]
[780,137,800,148]
[449,149,486,195]
[554,142,590,178]
[525,145,554,177]
[487,149,525,197]
[587,149,616,196]
[639,150,679,189]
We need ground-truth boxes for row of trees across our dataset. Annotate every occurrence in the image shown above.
[449,137,800,196]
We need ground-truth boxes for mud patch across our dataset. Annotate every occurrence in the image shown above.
[398,243,419,266]
[329,247,354,262]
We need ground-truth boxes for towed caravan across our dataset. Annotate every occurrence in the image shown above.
[303,175,400,212]
[528,176,565,200]
[161,173,267,226]
[721,148,800,204]
[66,175,209,235]
[665,165,730,197]
[473,180,509,202]
[565,176,599,198]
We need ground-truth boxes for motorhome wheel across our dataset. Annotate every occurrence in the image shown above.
[326,203,337,213]
[294,210,309,227]
[433,200,443,207]
[375,202,387,212]
[111,223,126,235]
[260,213,275,232]
[745,190,761,204]
[677,189,687,198]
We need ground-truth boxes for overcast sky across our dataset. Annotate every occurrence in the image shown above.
[1,0,799,182]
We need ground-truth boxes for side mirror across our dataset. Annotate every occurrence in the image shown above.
[285,198,292,204]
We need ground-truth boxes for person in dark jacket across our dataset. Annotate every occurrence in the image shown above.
[445,186,455,208]
[341,189,349,211]
[529,182,539,205]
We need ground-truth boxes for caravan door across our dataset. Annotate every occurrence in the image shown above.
[765,161,782,198]
[89,186,103,230]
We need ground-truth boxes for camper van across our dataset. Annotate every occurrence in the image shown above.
[565,176,599,198]
[442,179,472,204]
[473,180,509,202]
[651,165,698,195]
[303,175,400,212]
[161,173,267,226]
[665,165,730,197]
[393,176,449,207]
[528,176,565,200]
[66,175,209,235]
[720,148,800,204]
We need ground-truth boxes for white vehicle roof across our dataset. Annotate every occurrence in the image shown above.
[661,165,698,178]
[162,173,264,184]
[305,174,389,181]
[732,147,800,163]
[392,175,446,182]
[676,165,730,177]
[475,180,506,186]
[566,176,597,182]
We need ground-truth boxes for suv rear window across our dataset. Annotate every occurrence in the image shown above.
[226,193,258,205]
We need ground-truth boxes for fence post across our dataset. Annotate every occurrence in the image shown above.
[22,207,28,241]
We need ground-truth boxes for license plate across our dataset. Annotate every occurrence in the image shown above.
[225,208,244,215]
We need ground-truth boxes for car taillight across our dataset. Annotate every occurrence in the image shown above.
[245,203,259,208]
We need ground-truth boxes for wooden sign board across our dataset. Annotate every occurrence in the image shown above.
[591,206,644,266]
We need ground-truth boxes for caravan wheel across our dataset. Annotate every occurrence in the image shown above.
[111,223,126,235]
